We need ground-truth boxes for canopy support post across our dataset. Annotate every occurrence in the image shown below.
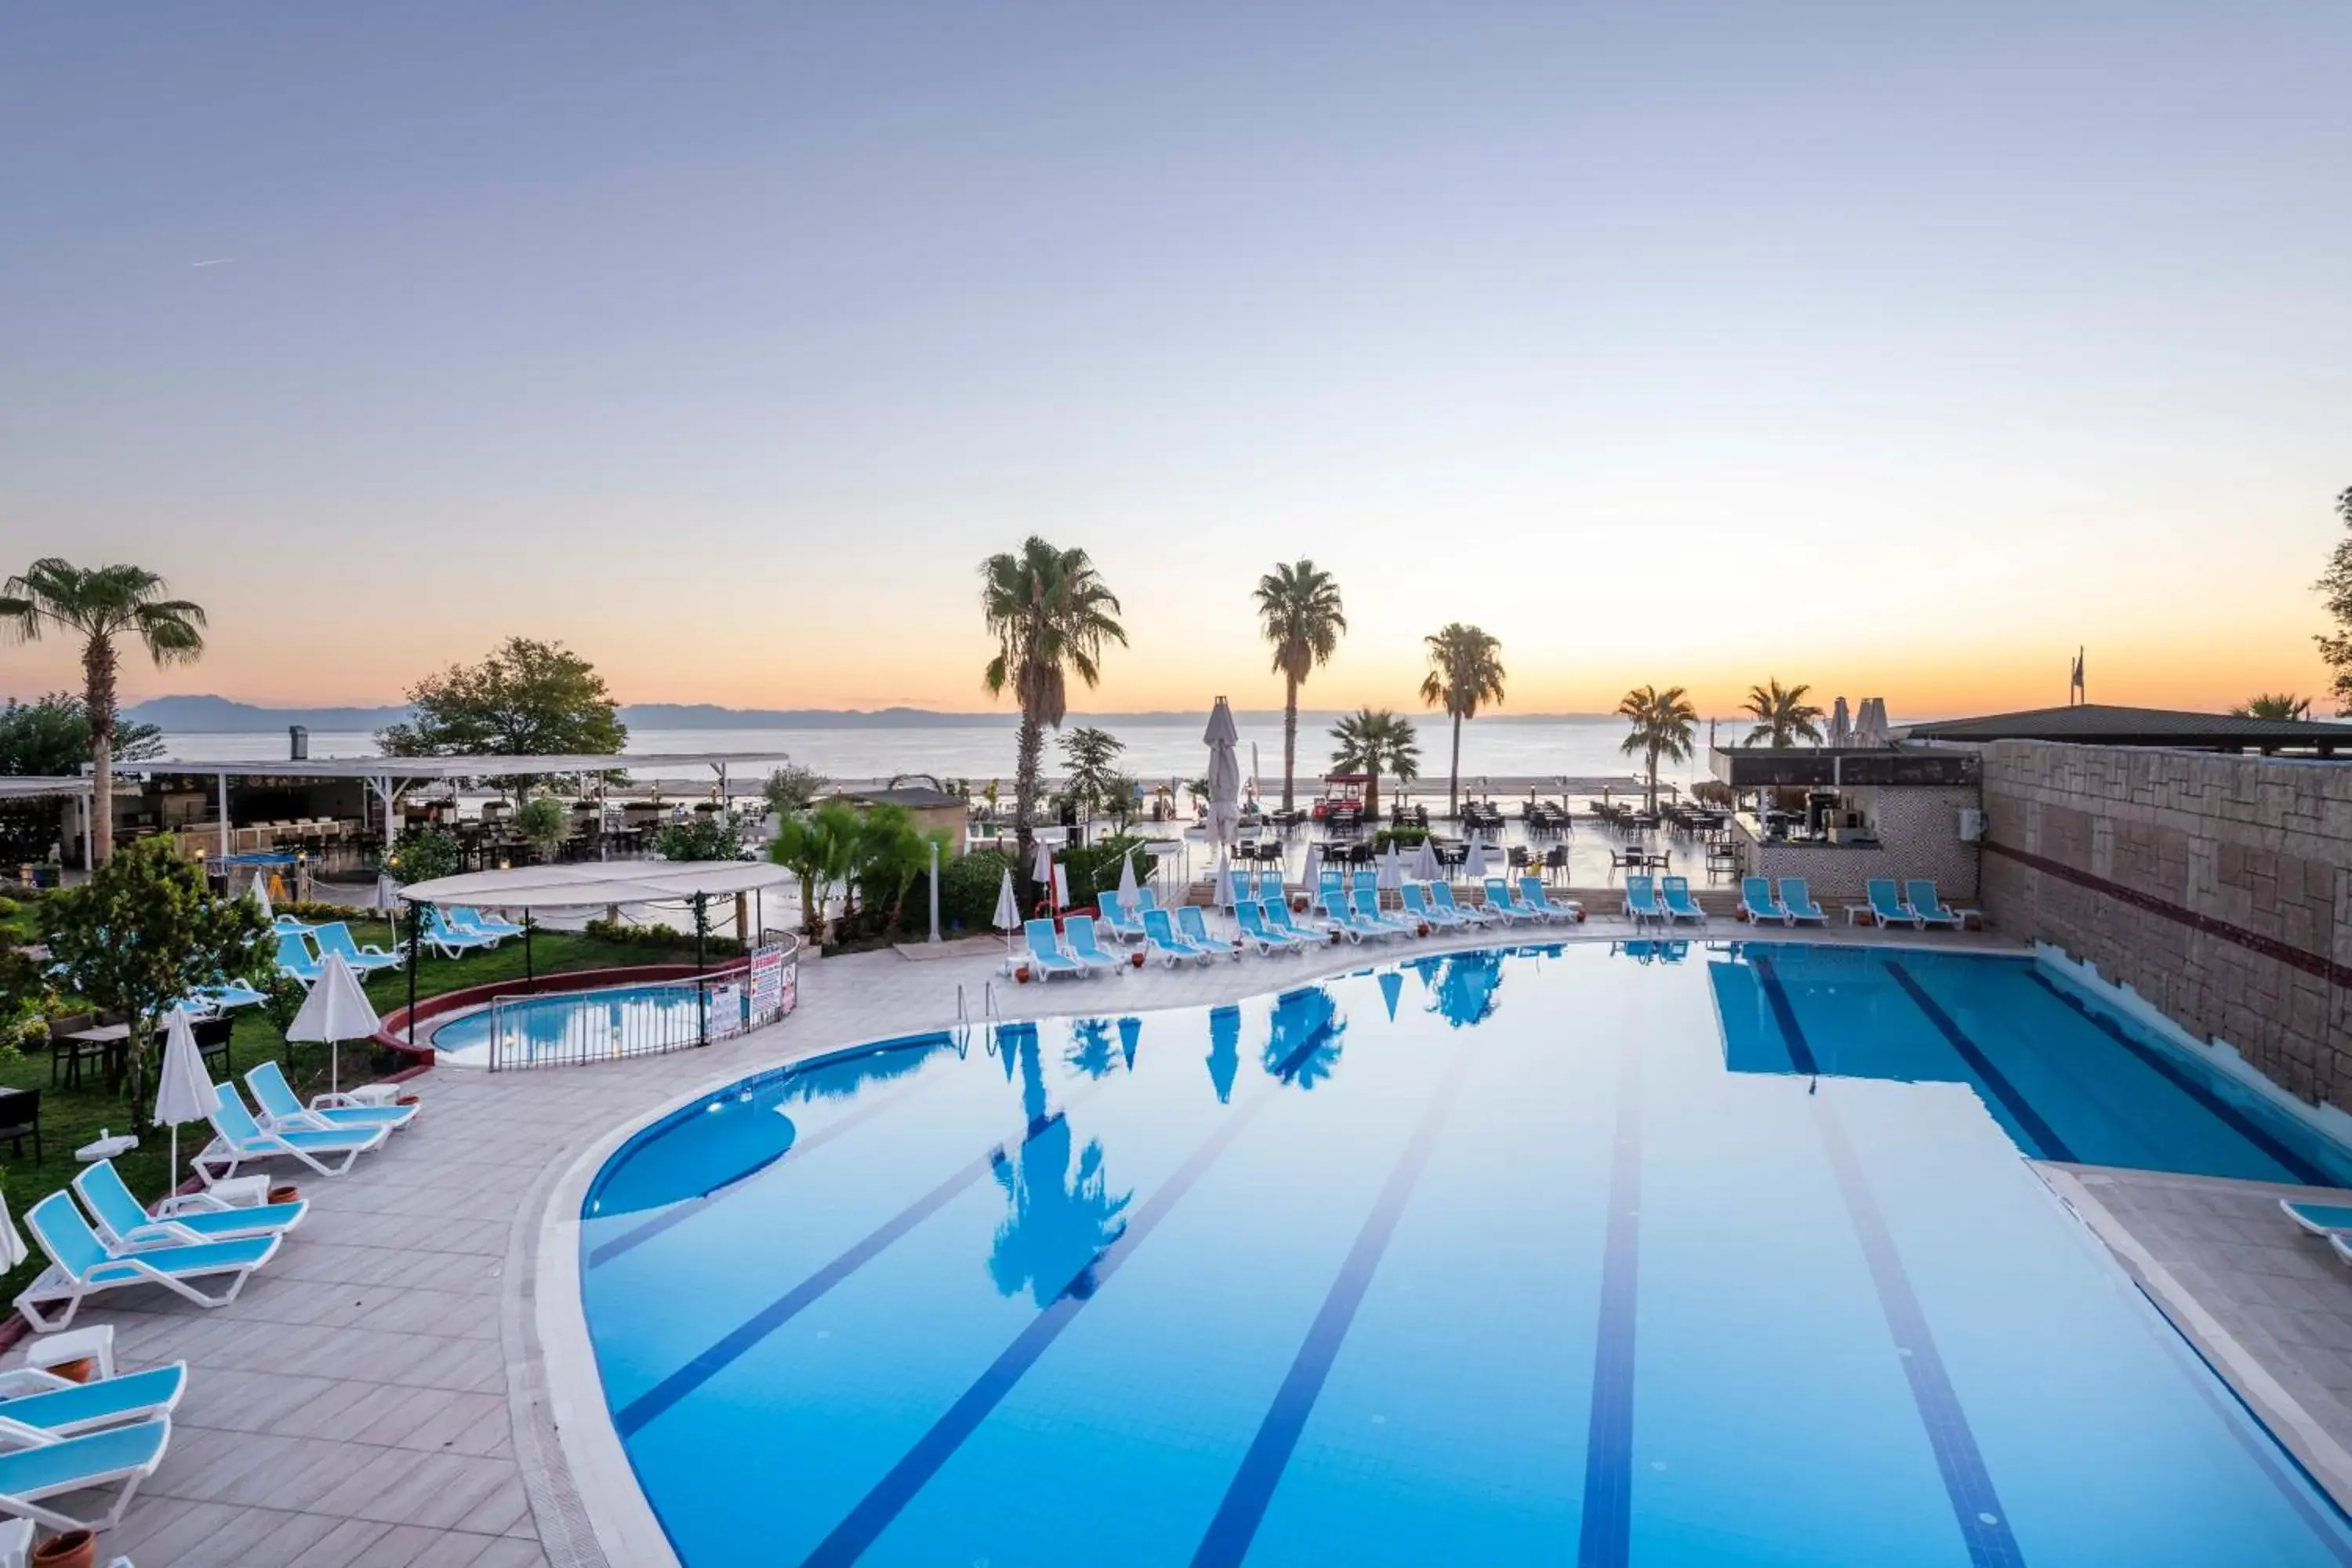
[524,909,534,986]
[218,771,230,858]
[405,900,419,1047]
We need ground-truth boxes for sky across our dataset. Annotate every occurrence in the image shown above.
[3,5,2347,720]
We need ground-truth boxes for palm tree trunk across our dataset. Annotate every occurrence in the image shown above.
[1012,710,1044,899]
[1281,676,1299,812]
[1646,743,1661,812]
[1364,760,1380,824]
[84,633,118,866]
[1449,715,1462,822]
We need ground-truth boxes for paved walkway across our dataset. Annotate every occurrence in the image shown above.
[20,917,2024,1566]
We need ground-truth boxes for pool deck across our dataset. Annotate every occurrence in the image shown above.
[22,915,2348,1566]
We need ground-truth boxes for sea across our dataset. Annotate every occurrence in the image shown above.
[147,714,1723,796]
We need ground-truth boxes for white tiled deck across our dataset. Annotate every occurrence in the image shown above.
[9,918,2077,1566]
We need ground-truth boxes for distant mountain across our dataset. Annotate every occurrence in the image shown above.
[123,695,411,732]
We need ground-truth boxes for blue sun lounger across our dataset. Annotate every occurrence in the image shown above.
[1095,891,1145,942]
[1316,890,1376,943]
[1176,904,1243,958]
[1348,887,1414,936]
[1867,878,1922,929]
[1479,877,1534,926]
[1519,876,1580,923]
[15,1191,281,1334]
[1740,877,1791,925]
[1906,880,1968,930]
[1264,897,1327,946]
[1236,899,1305,953]
[0,1416,173,1534]
[0,1363,186,1444]
[421,907,499,958]
[2280,1200,2352,1236]
[1022,920,1087,981]
[1660,877,1708,925]
[311,921,404,975]
[273,930,325,985]
[451,906,528,939]
[1780,877,1828,924]
[190,978,269,1012]
[1430,882,1493,927]
[1062,915,1124,975]
[194,1082,389,1183]
[1142,907,1211,967]
[1623,875,1668,927]
[74,1157,307,1251]
[1400,884,1458,928]
[246,1060,418,1135]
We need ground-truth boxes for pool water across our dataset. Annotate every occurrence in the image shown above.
[432,982,746,1068]
[579,943,2352,1565]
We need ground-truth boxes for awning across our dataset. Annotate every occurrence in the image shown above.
[397,859,796,908]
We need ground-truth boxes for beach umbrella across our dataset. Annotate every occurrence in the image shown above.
[1410,837,1441,883]
[1204,697,1242,849]
[1051,861,1069,913]
[250,873,274,922]
[1300,841,1323,897]
[283,949,381,1097]
[1828,696,1853,750]
[1118,1016,1142,1070]
[1377,842,1404,906]
[1117,846,1139,907]
[993,866,1020,960]
[152,1006,213,1196]
[1465,833,1490,880]
[1377,970,1403,1021]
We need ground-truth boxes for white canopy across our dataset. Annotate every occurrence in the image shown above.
[399,859,794,909]
[1828,696,1853,749]
[153,1006,216,1192]
[285,949,383,1095]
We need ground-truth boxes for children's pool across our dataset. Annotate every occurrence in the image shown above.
[578,942,2352,1565]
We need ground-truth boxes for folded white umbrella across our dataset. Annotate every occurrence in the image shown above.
[1117,846,1139,906]
[1299,842,1323,895]
[993,866,1020,961]
[1465,833,1490,880]
[1051,862,1069,913]
[284,948,382,1096]
[251,874,274,921]
[1213,851,1235,910]
[153,1005,215,1194]
[0,1191,23,1274]
[1204,698,1242,848]
[1410,838,1441,883]
[1030,839,1056,912]
[1377,843,1404,902]
[1828,696,1853,750]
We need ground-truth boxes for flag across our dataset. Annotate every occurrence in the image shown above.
[2070,647,2085,704]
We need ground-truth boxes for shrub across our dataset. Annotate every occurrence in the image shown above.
[382,826,462,885]
[582,916,744,958]
[938,848,1013,934]
[1373,826,1431,851]
[654,811,752,862]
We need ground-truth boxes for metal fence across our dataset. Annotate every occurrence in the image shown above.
[484,935,800,1072]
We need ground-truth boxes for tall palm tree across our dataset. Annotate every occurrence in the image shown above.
[980,538,1126,896]
[1254,561,1346,812]
[1327,707,1420,822]
[2231,692,2314,720]
[1417,623,1505,821]
[1617,684,1700,811]
[1740,678,1824,747]
[0,560,206,864]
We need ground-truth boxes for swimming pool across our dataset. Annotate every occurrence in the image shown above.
[577,942,2352,1564]
[433,981,748,1068]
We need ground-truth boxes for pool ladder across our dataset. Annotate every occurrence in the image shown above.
[955,981,1000,1053]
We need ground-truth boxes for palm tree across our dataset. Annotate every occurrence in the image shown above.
[1327,708,1421,822]
[1617,684,1700,811]
[1254,561,1347,812]
[0,560,206,864]
[2232,692,2314,720]
[1740,678,1825,747]
[1417,623,1505,821]
[980,538,1126,897]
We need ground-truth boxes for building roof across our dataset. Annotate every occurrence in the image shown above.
[397,858,795,907]
[108,752,797,781]
[1900,704,2348,753]
[0,775,93,800]
[830,785,965,810]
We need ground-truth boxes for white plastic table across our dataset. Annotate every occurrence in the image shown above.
[343,1083,408,1107]
[24,1323,114,1382]
[74,1133,139,1163]
[178,1174,270,1210]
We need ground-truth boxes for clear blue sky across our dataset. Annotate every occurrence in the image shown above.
[4,5,2347,715]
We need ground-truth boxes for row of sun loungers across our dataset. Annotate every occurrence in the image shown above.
[269,905,527,985]
[2,1067,425,1548]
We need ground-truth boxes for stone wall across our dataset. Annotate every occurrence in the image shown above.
[1978,740,2352,1109]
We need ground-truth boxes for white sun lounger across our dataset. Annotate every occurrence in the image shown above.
[1235,899,1305,954]
[194,1083,388,1183]
[15,1192,281,1333]
[73,1160,306,1253]
[1177,905,1243,958]
[245,1061,417,1135]
[0,1363,187,1444]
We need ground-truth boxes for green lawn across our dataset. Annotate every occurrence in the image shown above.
[0,916,715,1306]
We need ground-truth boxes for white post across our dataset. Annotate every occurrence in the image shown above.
[927,838,942,945]
[217,771,230,859]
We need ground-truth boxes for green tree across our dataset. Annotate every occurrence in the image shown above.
[382,825,463,885]
[1327,708,1421,821]
[0,561,208,865]
[1254,561,1348,812]
[653,811,750,862]
[851,804,945,935]
[1617,684,1700,811]
[0,695,165,863]
[2231,693,2314,720]
[378,637,626,798]
[768,801,861,942]
[40,838,270,1096]
[760,762,829,818]
[1057,726,1126,826]
[1740,678,1824,747]
[979,538,1126,898]
[2314,487,2352,716]
[515,796,572,863]
[1417,623,1506,821]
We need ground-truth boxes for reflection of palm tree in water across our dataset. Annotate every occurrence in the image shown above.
[989,1020,1134,1306]
[1431,950,1505,1029]
[1263,986,1346,1090]
[1065,1018,1121,1080]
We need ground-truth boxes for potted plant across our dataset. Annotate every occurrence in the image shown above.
[33,1529,96,1568]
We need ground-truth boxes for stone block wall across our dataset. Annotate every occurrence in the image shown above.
[1978,740,2352,1109]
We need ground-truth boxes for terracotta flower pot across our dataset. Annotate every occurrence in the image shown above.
[48,1358,93,1385]
[1014,964,1032,983]
[1129,952,1145,969]
[33,1530,95,1568]
[1417,923,1430,937]
[269,1185,301,1206]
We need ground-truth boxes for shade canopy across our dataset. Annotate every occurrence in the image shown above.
[153,1007,214,1130]
[1828,696,1853,749]
[285,949,383,1044]
[399,859,794,909]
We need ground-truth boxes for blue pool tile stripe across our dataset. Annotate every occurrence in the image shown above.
[613,1108,1073,1440]
[1883,961,2075,1163]
[2023,971,2333,1186]
[1813,1095,2027,1567]
[1747,954,1820,1074]
[590,1074,939,1269]
[1191,1044,1484,1566]
[1577,1037,1644,1568]
[799,1039,1330,1566]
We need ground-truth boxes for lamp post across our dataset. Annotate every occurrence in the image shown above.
[927,838,942,945]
